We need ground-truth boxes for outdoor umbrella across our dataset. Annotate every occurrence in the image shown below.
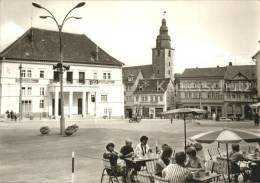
[189,129,260,182]
[250,102,260,111]
[161,108,207,153]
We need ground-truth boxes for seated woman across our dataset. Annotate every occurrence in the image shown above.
[185,147,205,172]
[103,142,127,182]
[155,146,173,177]
[193,143,206,163]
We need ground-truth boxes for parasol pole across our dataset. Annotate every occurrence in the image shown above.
[226,143,231,182]
[184,114,186,153]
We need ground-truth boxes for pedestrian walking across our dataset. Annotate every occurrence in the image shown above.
[171,117,173,124]
[14,113,17,121]
[253,112,259,126]
[10,110,14,121]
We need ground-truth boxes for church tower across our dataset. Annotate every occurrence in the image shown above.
[152,17,174,80]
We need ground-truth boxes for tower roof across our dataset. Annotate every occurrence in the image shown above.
[156,18,171,49]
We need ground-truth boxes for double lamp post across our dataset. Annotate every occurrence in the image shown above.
[32,2,85,135]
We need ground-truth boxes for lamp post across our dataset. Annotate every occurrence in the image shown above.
[32,2,85,135]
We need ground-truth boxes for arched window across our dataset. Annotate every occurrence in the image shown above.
[168,70,170,75]
[168,50,171,57]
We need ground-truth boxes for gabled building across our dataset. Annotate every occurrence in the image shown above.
[133,78,174,118]
[122,67,144,118]
[0,28,124,119]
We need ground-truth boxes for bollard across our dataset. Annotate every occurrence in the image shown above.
[72,151,74,183]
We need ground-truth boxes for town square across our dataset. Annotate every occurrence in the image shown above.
[1,0,260,182]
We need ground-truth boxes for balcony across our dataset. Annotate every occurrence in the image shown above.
[49,79,116,86]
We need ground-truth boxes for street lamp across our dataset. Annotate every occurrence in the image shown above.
[32,2,85,135]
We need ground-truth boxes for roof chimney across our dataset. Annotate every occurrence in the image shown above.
[96,46,99,61]
[229,62,232,66]
[91,45,99,61]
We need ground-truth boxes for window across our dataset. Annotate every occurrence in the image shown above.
[168,70,170,75]
[129,96,132,101]
[101,95,107,102]
[103,73,106,79]
[194,93,197,98]
[232,93,236,99]
[27,70,32,78]
[157,50,160,56]
[185,93,188,98]
[27,87,32,96]
[171,97,174,101]
[208,93,211,98]
[21,70,26,78]
[67,72,73,83]
[211,93,215,98]
[166,97,169,102]
[91,95,95,102]
[79,72,85,84]
[54,71,59,82]
[188,93,192,98]
[108,73,111,80]
[160,96,163,101]
[141,96,144,101]
[145,96,148,101]
[40,87,44,96]
[245,93,249,99]
[136,97,139,102]
[40,71,44,78]
[227,93,231,98]
[93,72,97,79]
[22,87,26,95]
[216,92,219,99]
[168,50,171,57]
[169,62,170,66]
[39,100,44,108]
[158,70,159,74]
[104,108,107,115]
[237,93,241,99]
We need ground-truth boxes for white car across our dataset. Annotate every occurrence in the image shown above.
[219,117,232,122]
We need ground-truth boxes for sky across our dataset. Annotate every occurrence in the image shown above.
[0,0,260,73]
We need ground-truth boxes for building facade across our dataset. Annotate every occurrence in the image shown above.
[177,63,258,119]
[0,28,124,119]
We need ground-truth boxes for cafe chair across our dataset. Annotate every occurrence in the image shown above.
[215,157,241,183]
[205,159,216,173]
[152,175,170,183]
[207,147,222,160]
[100,158,121,183]
[146,159,157,175]
[137,172,152,183]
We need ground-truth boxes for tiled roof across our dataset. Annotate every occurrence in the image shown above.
[0,28,123,66]
[123,65,153,79]
[181,67,227,78]
[133,78,172,94]
[225,65,256,80]
[122,68,142,84]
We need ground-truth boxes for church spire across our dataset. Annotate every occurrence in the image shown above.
[156,12,171,49]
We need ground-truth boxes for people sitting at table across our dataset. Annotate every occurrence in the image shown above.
[103,142,127,182]
[193,143,206,163]
[229,143,250,182]
[162,152,193,183]
[155,146,173,177]
[185,147,206,172]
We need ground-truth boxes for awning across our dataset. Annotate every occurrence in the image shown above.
[250,102,260,109]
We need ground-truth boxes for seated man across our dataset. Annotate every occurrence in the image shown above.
[229,144,250,181]
[103,143,127,182]
[162,152,193,183]
[185,147,205,172]
[135,136,151,167]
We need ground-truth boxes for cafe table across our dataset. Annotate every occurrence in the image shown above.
[245,154,260,163]
[190,172,221,182]
[124,154,158,182]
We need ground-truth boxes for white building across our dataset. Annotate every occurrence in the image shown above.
[0,28,124,119]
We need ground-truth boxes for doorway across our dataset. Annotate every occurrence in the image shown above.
[78,98,82,114]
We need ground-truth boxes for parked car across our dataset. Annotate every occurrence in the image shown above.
[219,117,232,122]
